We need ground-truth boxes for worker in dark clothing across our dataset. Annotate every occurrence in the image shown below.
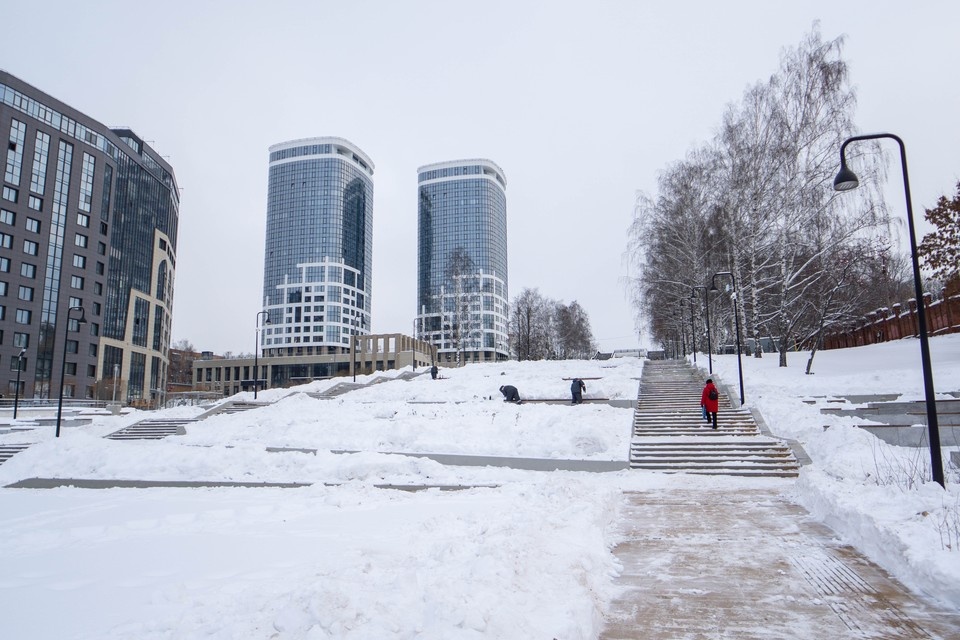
[430,365,438,380]
[499,385,521,403]
[571,378,586,404]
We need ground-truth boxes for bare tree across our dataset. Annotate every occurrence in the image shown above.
[445,247,479,365]
[552,300,596,359]
[626,25,897,367]
[509,288,551,360]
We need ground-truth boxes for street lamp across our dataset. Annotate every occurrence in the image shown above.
[352,334,358,382]
[254,311,270,399]
[673,309,685,357]
[711,272,744,406]
[56,306,86,438]
[691,285,713,373]
[680,297,697,364]
[13,347,25,419]
[834,133,944,487]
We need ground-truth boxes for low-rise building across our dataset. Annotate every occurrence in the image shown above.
[192,333,436,396]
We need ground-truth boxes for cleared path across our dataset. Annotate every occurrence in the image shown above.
[600,488,960,639]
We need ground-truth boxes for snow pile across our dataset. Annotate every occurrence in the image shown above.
[1,339,959,638]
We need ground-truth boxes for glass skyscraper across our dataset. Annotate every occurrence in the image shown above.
[0,71,178,404]
[416,159,509,363]
[261,137,373,355]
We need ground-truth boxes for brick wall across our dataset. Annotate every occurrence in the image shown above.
[822,292,960,349]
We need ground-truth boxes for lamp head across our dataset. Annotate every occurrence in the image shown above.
[709,283,719,292]
[72,306,87,324]
[833,163,860,192]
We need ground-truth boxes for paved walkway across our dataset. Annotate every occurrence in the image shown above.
[600,488,960,639]
[601,359,960,638]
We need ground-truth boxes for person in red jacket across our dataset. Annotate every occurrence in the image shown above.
[701,378,719,429]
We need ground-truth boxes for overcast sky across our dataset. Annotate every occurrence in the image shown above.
[3,0,958,354]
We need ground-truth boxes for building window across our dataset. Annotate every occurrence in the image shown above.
[17,286,33,301]
[28,195,42,211]
[20,263,35,278]
[30,131,50,194]
[0,257,8,273]
[0,233,11,249]
[78,153,95,213]
[96,261,104,275]
[70,275,84,290]
[66,340,78,354]
[5,120,26,185]
[73,254,86,268]
[65,362,77,375]
[25,218,39,233]
[0,209,13,225]
[0,282,6,296]
[77,213,89,228]
[93,282,102,295]
[2,186,17,203]
[97,241,105,255]
[22,240,38,255]
[15,309,31,324]
[75,233,88,248]
[13,332,28,348]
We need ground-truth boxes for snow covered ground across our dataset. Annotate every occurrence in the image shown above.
[1,336,959,638]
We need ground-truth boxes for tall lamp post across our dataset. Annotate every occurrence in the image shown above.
[834,133,944,487]
[254,311,270,399]
[681,297,697,364]
[711,272,744,406]
[13,347,25,419]
[56,306,86,437]
[674,310,686,357]
[691,286,712,373]
[352,334,358,382]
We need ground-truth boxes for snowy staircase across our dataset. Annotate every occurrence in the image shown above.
[215,401,265,415]
[630,360,799,478]
[0,443,30,466]
[105,418,197,440]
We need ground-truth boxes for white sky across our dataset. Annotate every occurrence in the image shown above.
[2,0,958,354]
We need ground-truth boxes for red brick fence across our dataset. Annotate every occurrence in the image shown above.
[822,292,960,350]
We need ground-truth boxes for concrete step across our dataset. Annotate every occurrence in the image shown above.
[105,418,197,440]
[0,443,30,466]
[631,360,800,477]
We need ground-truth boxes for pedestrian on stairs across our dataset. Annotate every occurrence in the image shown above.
[701,378,719,429]
[570,378,586,404]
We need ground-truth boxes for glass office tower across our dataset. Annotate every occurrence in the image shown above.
[0,71,178,404]
[416,159,509,363]
[261,137,373,355]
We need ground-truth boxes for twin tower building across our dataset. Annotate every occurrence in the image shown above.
[0,71,505,405]
[262,137,510,366]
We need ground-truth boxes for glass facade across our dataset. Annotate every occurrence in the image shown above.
[416,159,509,362]
[0,71,178,403]
[261,138,373,354]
